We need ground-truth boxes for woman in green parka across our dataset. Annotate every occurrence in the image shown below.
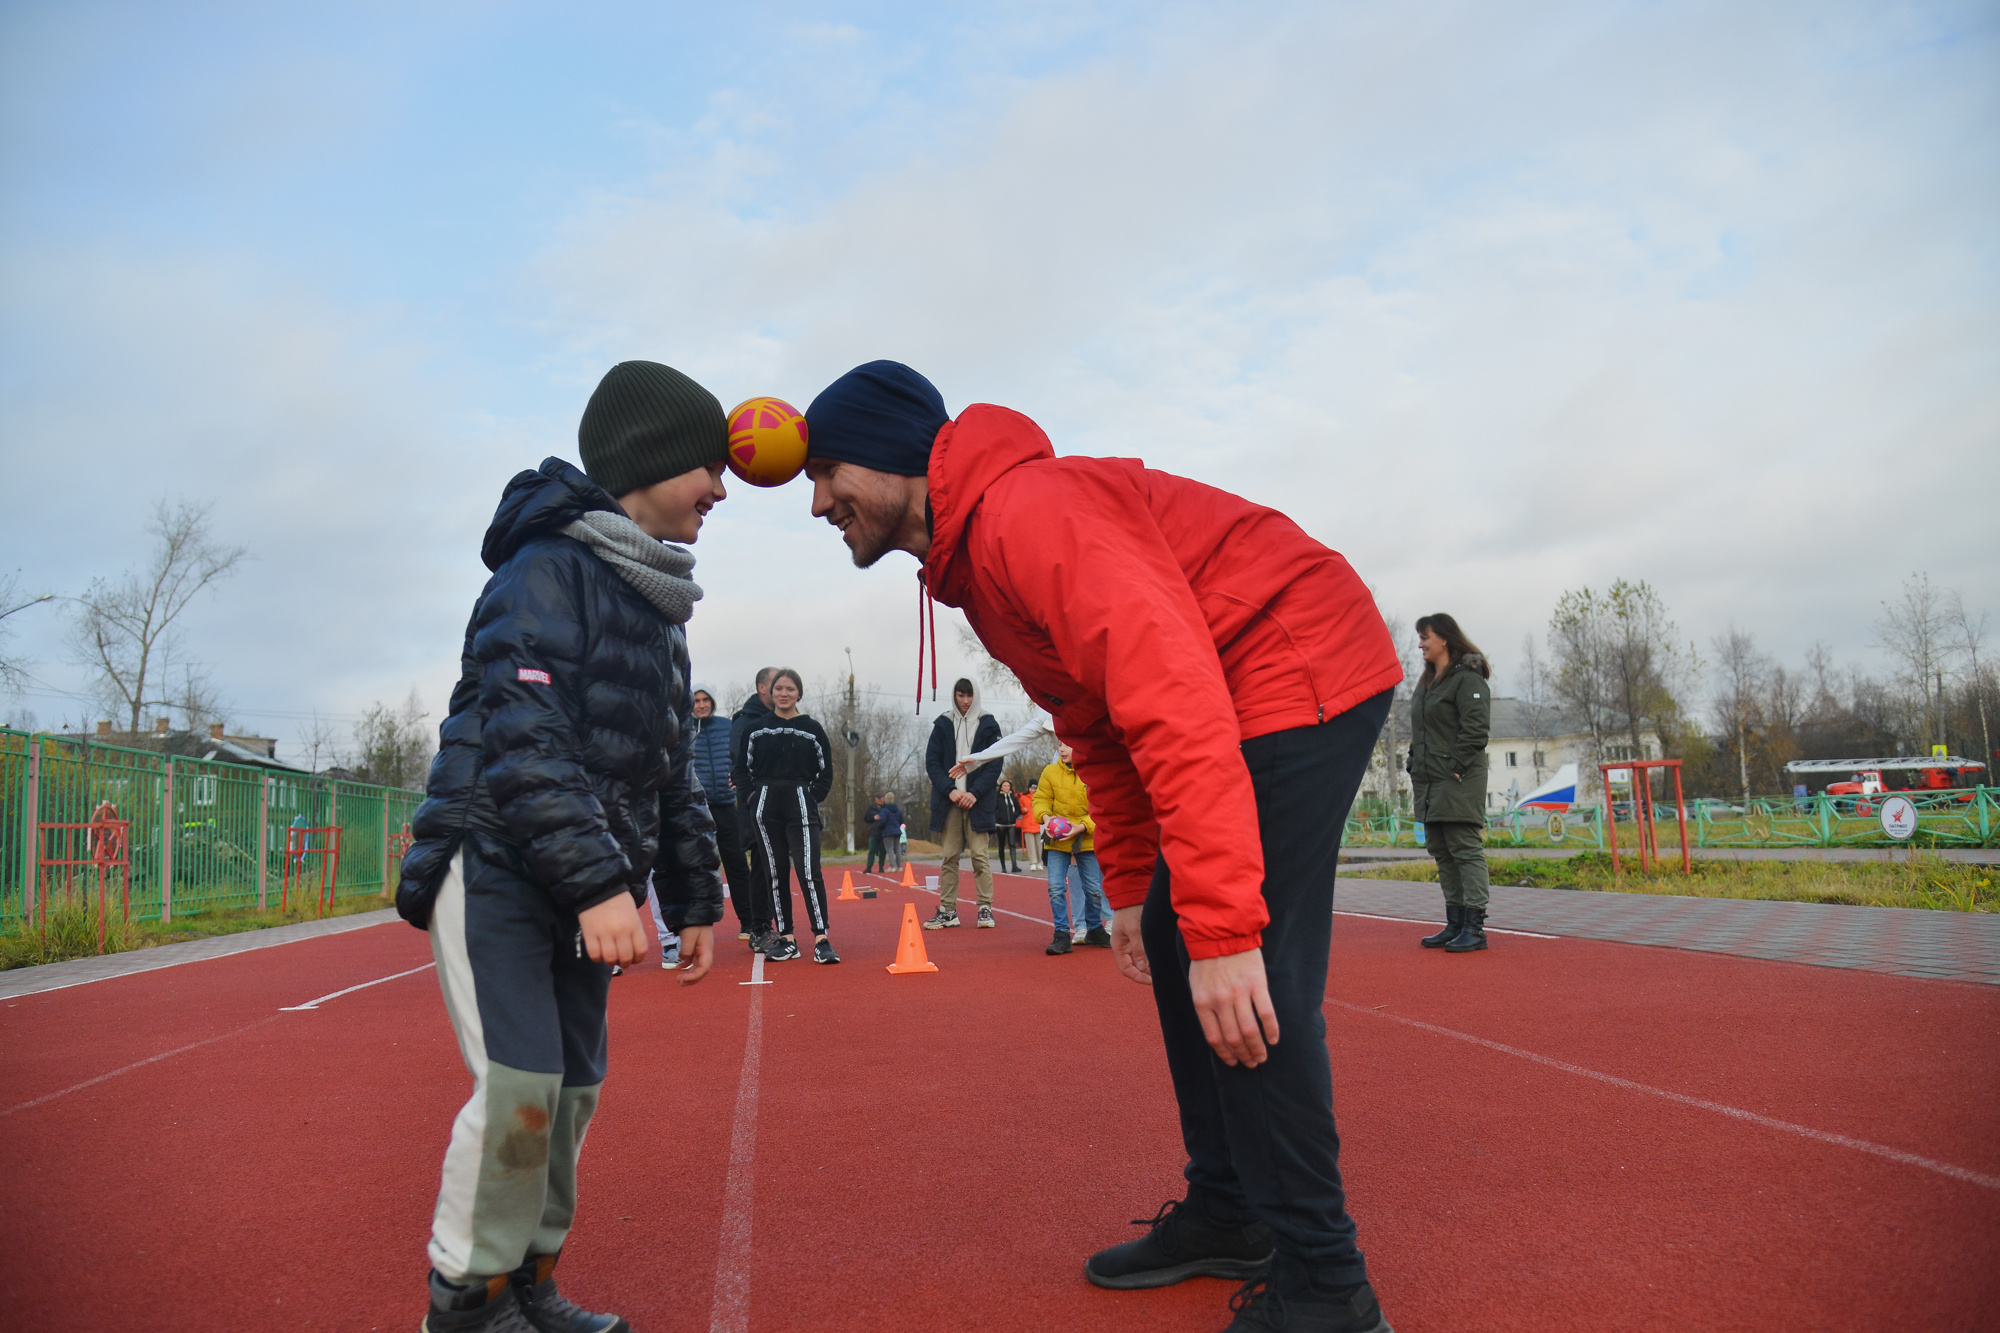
[1406,613,1493,952]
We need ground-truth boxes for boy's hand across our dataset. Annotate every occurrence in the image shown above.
[676,925,714,984]
[578,894,649,966]
[1189,947,1280,1068]
[1110,906,1150,985]
[947,761,969,779]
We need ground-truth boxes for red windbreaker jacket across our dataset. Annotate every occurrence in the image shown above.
[922,405,1403,959]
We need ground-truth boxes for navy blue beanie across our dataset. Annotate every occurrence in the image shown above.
[804,361,949,477]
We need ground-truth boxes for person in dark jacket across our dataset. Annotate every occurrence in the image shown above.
[739,668,839,962]
[395,360,728,1333]
[1406,613,1493,953]
[863,792,888,873]
[730,668,778,950]
[876,792,906,871]
[689,686,758,942]
[923,677,1003,929]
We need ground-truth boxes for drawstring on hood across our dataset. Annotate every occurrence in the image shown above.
[915,572,938,713]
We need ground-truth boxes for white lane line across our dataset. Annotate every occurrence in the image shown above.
[709,950,766,1333]
[867,872,1056,927]
[1334,910,1559,939]
[0,1015,280,1119]
[279,962,437,1011]
[1329,1000,2000,1192]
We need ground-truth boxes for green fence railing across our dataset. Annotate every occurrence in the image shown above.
[1345,789,2000,852]
[1,728,426,929]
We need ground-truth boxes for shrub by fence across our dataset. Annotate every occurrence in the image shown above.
[0,728,425,930]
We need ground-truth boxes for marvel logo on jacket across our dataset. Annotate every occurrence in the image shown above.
[919,407,1402,959]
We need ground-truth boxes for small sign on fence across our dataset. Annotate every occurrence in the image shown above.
[1878,795,1919,842]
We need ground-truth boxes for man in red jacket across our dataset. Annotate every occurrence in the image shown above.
[802,361,1402,1333]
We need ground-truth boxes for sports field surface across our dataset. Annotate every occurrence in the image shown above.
[4,866,1996,1331]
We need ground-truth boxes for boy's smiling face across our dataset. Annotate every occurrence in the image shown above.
[619,461,727,543]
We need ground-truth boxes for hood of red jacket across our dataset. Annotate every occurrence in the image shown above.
[921,404,1055,605]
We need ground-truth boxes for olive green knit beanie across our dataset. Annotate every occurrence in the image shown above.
[578,361,729,498]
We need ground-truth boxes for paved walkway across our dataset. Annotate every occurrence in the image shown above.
[0,908,399,1001]
[1335,876,2000,986]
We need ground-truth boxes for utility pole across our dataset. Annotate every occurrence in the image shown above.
[843,647,859,854]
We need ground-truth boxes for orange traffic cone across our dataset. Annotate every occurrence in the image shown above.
[886,902,939,974]
[837,870,861,901]
[900,861,917,888]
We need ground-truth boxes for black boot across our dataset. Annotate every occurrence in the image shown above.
[1220,1255,1393,1332]
[509,1253,629,1333]
[1443,907,1488,953]
[1046,928,1073,955]
[1420,903,1462,949]
[423,1272,536,1333]
[1085,1194,1274,1290]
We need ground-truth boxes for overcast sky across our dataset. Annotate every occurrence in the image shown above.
[2,1,1995,749]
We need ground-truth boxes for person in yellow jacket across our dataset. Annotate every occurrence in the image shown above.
[1035,743,1110,955]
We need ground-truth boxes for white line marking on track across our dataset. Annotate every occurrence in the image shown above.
[0,1015,279,1119]
[1334,910,1559,939]
[864,871,1056,926]
[709,950,765,1333]
[1329,1000,2000,1192]
[279,962,436,1010]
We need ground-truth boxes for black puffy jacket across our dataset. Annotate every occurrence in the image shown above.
[396,458,724,930]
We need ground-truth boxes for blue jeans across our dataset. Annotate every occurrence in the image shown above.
[1045,848,1104,932]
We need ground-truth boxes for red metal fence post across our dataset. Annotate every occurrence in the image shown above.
[1671,761,1691,874]
[1601,764,1621,873]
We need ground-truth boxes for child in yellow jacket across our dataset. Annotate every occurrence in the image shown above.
[1034,743,1109,954]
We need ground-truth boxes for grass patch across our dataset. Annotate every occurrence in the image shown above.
[1346,851,1997,913]
[0,892,391,971]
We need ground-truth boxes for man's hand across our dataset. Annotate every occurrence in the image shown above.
[1110,905,1150,985]
[675,925,714,984]
[947,760,969,779]
[1188,948,1280,1068]
[952,790,976,809]
[578,894,649,967]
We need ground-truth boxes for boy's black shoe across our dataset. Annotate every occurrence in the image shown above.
[1084,1197,1274,1289]
[923,908,960,930]
[765,936,801,961]
[510,1253,630,1333]
[813,937,841,964]
[424,1272,536,1333]
[1083,925,1113,948]
[1218,1259,1393,1333]
[1046,929,1073,955]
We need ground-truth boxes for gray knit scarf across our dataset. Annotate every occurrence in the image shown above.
[561,510,702,625]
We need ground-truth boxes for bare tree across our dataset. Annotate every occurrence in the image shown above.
[1711,626,1768,803]
[0,570,56,697]
[68,501,246,732]
[352,690,435,789]
[1875,573,1954,752]
[1517,634,1554,787]
[1549,579,1697,801]
[296,710,347,775]
[1949,591,1992,772]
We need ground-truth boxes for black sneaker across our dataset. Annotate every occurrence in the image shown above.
[749,931,770,954]
[1219,1261,1392,1333]
[1084,1198,1274,1290]
[976,905,996,928]
[1046,929,1073,955]
[1083,926,1112,948]
[510,1254,631,1333]
[424,1272,537,1332]
[813,937,841,964]
[923,908,960,930]
[765,936,801,961]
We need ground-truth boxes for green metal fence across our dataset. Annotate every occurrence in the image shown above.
[0,728,426,929]
[1345,789,2000,852]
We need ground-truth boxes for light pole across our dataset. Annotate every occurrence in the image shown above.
[843,648,860,854]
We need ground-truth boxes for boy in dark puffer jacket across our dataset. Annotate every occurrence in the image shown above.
[396,360,729,1333]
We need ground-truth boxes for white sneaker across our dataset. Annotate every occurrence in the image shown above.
[1072,928,1086,943]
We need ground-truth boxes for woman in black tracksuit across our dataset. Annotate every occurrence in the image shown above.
[741,668,839,963]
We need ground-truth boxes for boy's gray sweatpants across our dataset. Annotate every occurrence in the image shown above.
[427,848,612,1281]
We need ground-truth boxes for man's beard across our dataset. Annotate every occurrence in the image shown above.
[843,488,904,568]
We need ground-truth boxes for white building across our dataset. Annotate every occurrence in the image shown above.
[1374,697,1663,811]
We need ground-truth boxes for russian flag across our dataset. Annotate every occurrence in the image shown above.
[1517,763,1578,811]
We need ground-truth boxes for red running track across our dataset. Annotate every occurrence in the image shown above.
[2,867,1996,1331]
